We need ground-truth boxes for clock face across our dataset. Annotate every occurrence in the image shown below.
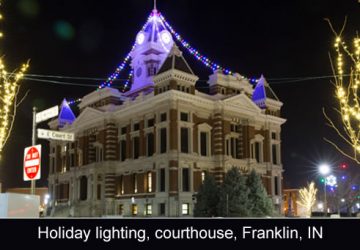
[160,30,172,45]
[136,67,142,77]
[136,32,145,45]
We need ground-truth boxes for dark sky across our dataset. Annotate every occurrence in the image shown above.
[1,0,360,189]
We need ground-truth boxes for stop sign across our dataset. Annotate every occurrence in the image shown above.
[23,145,41,181]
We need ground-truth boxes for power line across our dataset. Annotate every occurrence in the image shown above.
[20,73,357,88]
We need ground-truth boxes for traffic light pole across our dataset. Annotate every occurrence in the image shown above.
[31,107,37,195]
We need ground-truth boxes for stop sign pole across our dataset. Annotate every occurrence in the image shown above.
[31,107,37,195]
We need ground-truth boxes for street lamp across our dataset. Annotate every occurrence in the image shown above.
[319,164,331,217]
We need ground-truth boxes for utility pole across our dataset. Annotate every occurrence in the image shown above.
[31,107,37,195]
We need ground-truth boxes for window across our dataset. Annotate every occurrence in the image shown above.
[146,204,152,216]
[121,127,127,135]
[227,138,240,159]
[200,132,208,156]
[182,203,189,215]
[95,147,103,162]
[97,184,101,200]
[147,172,152,192]
[79,176,87,201]
[274,176,279,196]
[147,118,155,127]
[52,147,55,153]
[62,156,67,173]
[255,142,261,162]
[77,151,83,166]
[271,132,277,140]
[117,175,124,195]
[147,63,157,76]
[180,112,189,122]
[146,133,154,157]
[181,127,189,153]
[160,113,167,122]
[201,171,206,183]
[160,168,166,192]
[160,128,167,153]
[182,168,190,192]
[120,140,127,162]
[159,203,166,216]
[272,144,278,165]
[133,174,138,193]
[133,123,140,131]
[70,154,75,167]
[132,204,138,216]
[118,204,124,215]
[133,137,140,159]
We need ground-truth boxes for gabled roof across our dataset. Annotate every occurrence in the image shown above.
[252,75,279,108]
[157,44,194,75]
[58,99,76,127]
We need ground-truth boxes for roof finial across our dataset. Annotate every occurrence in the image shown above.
[154,0,157,10]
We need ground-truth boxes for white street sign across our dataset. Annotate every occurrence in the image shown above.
[37,129,75,142]
[35,106,59,123]
[24,145,41,181]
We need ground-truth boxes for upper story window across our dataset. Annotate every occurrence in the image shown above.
[180,112,189,122]
[160,113,167,122]
[133,123,140,131]
[147,118,155,128]
[121,126,127,135]
[147,63,158,76]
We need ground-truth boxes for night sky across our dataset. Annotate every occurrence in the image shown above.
[1,0,360,190]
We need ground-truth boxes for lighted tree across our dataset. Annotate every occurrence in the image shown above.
[0,4,29,158]
[296,182,318,217]
[323,19,360,164]
[0,3,29,193]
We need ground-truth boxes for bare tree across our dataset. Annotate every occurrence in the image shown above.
[323,18,360,164]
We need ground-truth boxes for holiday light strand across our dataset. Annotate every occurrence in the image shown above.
[0,9,29,155]
[159,13,236,76]
[323,19,360,164]
[100,9,241,89]
[100,13,153,89]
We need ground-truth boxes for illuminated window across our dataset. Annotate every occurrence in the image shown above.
[147,172,152,192]
[146,204,152,216]
[132,204,138,216]
[182,203,189,215]
[133,174,138,193]
[201,171,206,183]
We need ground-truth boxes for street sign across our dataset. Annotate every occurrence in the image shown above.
[37,128,75,142]
[35,106,58,123]
[23,145,41,181]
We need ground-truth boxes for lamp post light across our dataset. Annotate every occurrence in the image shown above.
[319,164,331,217]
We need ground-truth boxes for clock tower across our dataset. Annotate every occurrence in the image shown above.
[127,8,174,97]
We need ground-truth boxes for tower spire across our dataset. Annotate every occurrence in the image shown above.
[153,0,157,10]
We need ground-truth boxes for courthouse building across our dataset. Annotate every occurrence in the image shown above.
[47,8,286,217]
